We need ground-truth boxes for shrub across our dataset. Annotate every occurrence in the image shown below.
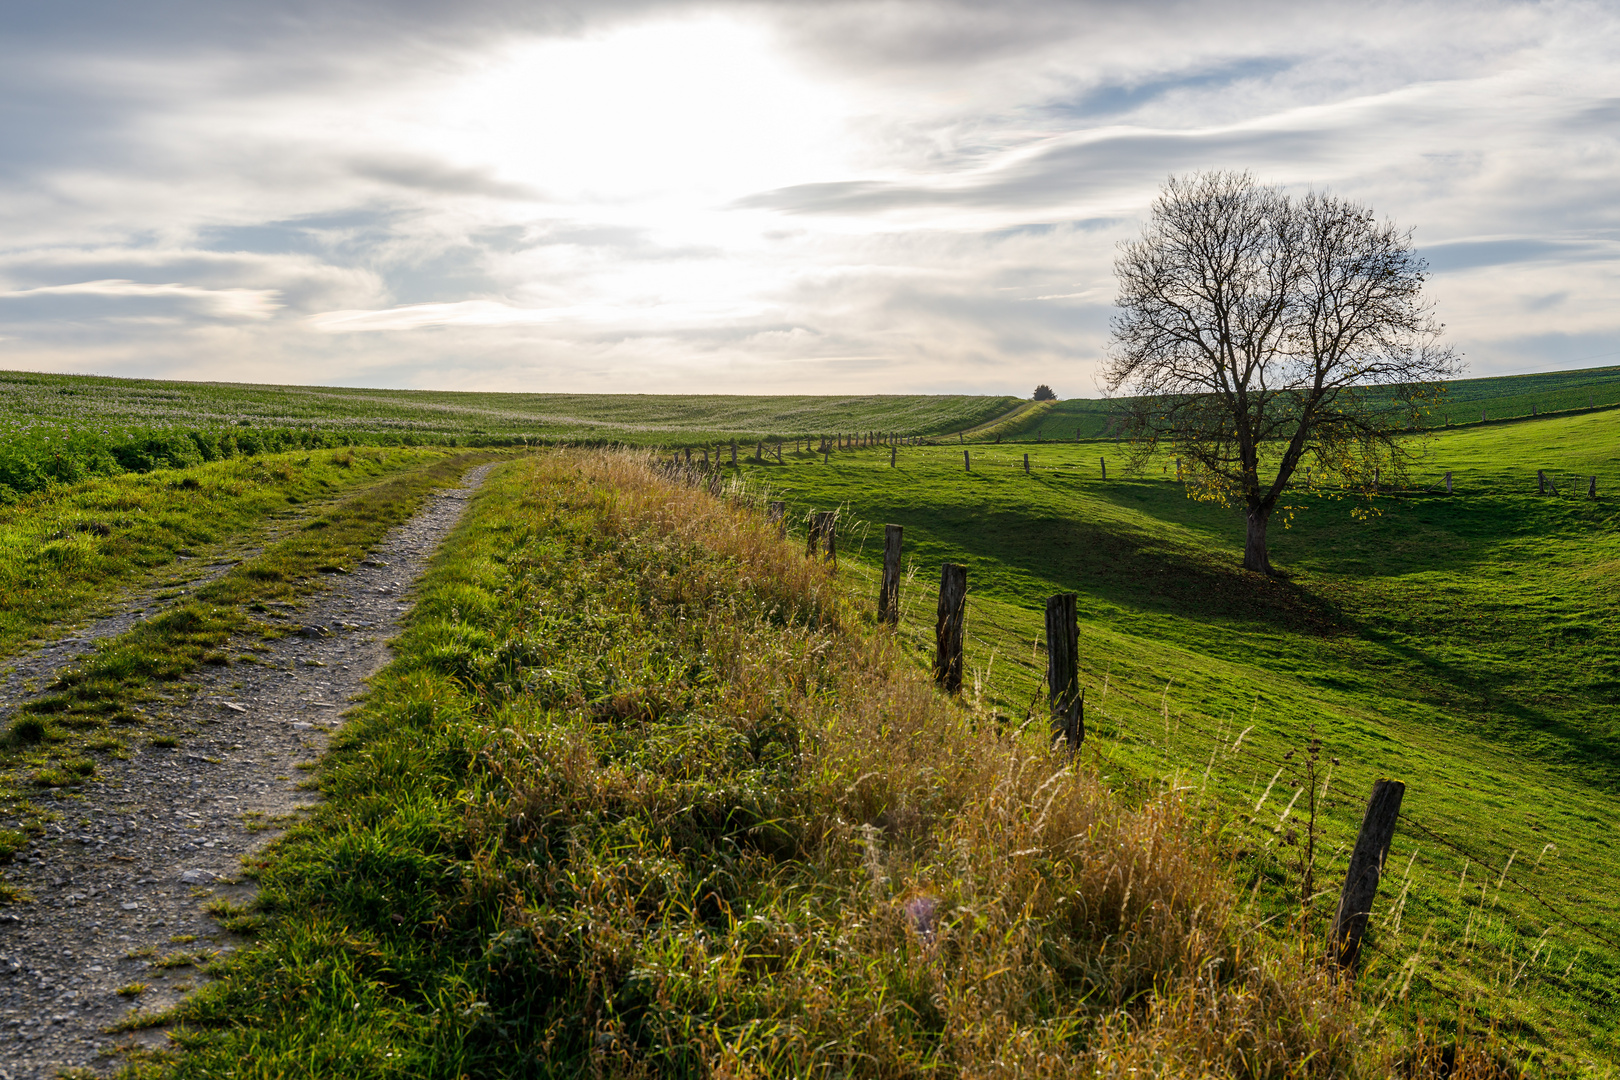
[1033,383,1057,400]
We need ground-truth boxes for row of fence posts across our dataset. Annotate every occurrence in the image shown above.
[680,441,1601,505]
[664,458,1409,974]
[865,514,1406,973]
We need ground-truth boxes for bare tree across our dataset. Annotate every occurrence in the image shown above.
[1103,172,1460,575]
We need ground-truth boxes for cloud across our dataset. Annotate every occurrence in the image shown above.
[0,0,1617,393]
[0,279,281,320]
[349,153,543,201]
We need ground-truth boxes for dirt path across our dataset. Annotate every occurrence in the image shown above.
[0,462,495,1079]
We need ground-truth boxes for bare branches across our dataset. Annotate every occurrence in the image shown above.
[1104,172,1460,574]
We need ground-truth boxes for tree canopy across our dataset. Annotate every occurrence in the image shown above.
[1102,171,1459,574]
[1033,384,1057,401]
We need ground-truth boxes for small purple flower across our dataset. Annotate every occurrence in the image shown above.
[902,894,939,942]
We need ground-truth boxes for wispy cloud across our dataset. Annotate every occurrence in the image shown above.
[0,279,282,320]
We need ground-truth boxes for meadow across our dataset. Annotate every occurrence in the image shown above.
[0,367,1616,1073]
[724,408,1620,1070]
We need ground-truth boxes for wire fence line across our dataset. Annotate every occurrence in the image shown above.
[651,447,1620,1002]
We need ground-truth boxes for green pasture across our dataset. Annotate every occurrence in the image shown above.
[729,410,1620,1070]
[0,369,1013,444]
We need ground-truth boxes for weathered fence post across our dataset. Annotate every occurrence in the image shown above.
[1538,469,1547,495]
[1444,471,1453,494]
[1331,779,1406,970]
[768,500,786,537]
[934,564,967,693]
[1023,453,1030,474]
[1075,428,1081,441]
[1590,476,1598,499]
[1099,456,1106,480]
[823,444,830,465]
[755,440,763,463]
[1045,593,1083,754]
[1481,407,1486,422]
[821,511,837,565]
[963,449,971,473]
[890,444,897,468]
[776,441,783,464]
[806,512,822,557]
[878,525,903,624]
[685,447,692,464]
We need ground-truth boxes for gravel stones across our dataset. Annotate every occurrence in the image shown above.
[0,463,493,1077]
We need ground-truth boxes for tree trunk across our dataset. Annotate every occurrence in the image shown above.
[1243,507,1273,575]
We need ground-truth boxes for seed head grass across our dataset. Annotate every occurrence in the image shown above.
[152,449,1489,1077]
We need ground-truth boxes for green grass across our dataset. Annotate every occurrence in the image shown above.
[140,452,1434,1078]
[0,369,1015,447]
[0,445,454,657]
[0,450,494,880]
[726,410,1620,1071]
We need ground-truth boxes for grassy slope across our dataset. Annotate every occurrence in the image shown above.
[144,452,1419,1078]
[0,370,1016,444]
[729,411,1620,1071]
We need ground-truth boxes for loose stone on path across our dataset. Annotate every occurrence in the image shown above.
[0,462,494,1078]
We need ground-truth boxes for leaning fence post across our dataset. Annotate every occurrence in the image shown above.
[963,449,971,473]
[768,500,786,537]
[934,564,967,693]
[1538,469,1547,495]
[1045,594,1083,753]
[1331,779,1406,970]
[878,525,903,624]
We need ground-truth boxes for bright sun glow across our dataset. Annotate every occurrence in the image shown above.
[427,18,851,214]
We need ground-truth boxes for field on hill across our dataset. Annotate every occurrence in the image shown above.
[723,409,1620,1070]
[0,369,1618,1072]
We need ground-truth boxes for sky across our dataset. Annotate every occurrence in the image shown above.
[1,0,1617,397]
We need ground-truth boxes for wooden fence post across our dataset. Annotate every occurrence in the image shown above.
[934,564,967,693]
[806,512,822,557]
[1075,428,1081,441]
[768,501,786,537]
[1331,779,1406,970]
[964,449,971,473]
[878,525,903,624]
[685,447,692,464]
[1100,457,1106,480]
[776,441,783,463]
[755,440,763,463]
[1590,476,1598,499]
[1538,469,1547,494]
[1045,593,1083,753]
[1445,471,1453,494]
[1023,453,1030,474]
[890,444,897,468]
[730,439,738,466]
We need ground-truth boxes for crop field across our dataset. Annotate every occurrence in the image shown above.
[724,409,1620,1070]
[0,368,1015,446]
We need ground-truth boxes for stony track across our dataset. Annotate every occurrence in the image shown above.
[0,462,494,1078]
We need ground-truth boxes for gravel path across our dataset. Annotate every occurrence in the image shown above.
[0,462,494,1078]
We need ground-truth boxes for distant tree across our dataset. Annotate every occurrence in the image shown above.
[1103,171,1459,575]
[1032,384,1057,401]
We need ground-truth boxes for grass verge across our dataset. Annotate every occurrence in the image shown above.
[136,450,1515,1078]
[0,451,495,874]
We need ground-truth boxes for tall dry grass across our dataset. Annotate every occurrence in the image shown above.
[476,449,1380,1077]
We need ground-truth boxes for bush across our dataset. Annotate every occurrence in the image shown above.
[1032,384,1057,401]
